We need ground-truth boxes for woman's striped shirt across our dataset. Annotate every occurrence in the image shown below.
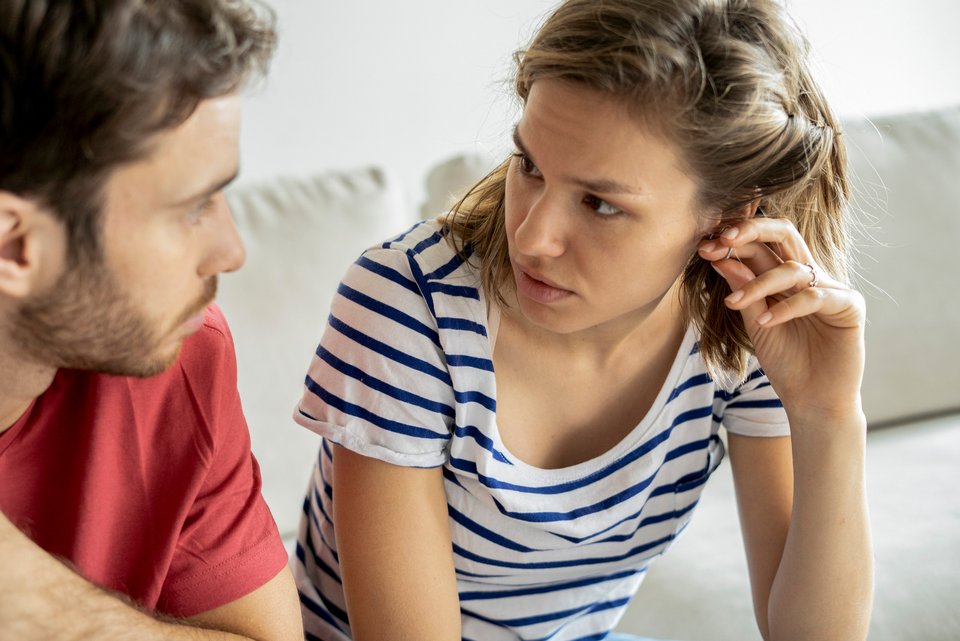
[293,220,788,641]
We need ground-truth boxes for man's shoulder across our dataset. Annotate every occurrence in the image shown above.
[182,303,235,365]
[68,304,239,420]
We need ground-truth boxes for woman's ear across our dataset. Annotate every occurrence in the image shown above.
[0,192,65,300]
[736,196,763,220]
[704,197,763,240]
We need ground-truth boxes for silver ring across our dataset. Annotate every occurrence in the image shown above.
[725,246,735,260]
[805,262,819,288]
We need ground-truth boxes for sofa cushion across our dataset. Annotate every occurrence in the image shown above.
[843,106,960,425]
[219,168,413,542]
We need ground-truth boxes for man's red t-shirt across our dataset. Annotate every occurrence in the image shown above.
[0,306,288,617]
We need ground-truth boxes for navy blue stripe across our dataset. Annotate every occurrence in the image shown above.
[316,346,455,418]
[452,532,674,570]
[429,283,481,300]
[337,282,441,348]
[382,221,422,247]
[458,568,640,601]
[411,230,445,255]
[448,504,539,553]
[356,254,420,295]
[307,482,339,564]
[328,314,451,385]
[304,375,449,441]
[451,424,509,463]
[447,405,712,495]
[545,441,715,544]
[453,389,497,412]
[299,590,347,634]
[425,250,468,280]
[491,596,631,629]
[667,373,712,403]
[296,538,342,588]
[454,567,510,579]
[308,477,334,531]
[553,499,699,546]
[407,251,438,319]
[447,354,495,371]
[727,398,783,409]
[437,316,487,335]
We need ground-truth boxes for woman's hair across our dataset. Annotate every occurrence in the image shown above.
[443,0,850,384]
[0,0,276,265]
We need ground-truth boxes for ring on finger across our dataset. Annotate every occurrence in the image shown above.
[805,262,819,288]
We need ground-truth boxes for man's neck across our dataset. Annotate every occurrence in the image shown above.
[0,351,57,435]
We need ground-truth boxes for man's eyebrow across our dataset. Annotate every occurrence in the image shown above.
[170,169,240,207]
[512,125,645,196]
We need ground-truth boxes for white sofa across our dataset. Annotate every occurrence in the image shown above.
[218,105,960,641]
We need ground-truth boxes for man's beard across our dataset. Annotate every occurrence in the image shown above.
[10,258,217,378]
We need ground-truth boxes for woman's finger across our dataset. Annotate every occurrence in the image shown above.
[722,260,825,311]
[714,217,813,265]
[753,285,865,329]
[698,238,783,276]
[710,257,771,329]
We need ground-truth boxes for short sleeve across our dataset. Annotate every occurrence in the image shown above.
[294,247,455,468]
[156,306,288,617]
[720,357,790,437]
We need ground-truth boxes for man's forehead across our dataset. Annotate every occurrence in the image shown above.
[110,95,242,207]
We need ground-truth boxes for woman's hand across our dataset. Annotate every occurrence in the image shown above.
[697,217,866,421]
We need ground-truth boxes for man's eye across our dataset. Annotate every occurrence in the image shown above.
[583,194,622,217]
[186,197,217,223]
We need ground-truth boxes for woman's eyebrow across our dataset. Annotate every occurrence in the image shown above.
[512,125,645,196]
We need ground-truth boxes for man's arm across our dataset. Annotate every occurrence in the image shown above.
[0,513,303,641]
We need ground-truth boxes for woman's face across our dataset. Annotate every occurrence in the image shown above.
[504,79,705,337]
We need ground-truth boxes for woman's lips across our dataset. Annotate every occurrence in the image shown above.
[516,268,573,304]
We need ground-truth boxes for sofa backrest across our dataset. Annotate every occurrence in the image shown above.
[220,168,413,542]
[844,106,960,426]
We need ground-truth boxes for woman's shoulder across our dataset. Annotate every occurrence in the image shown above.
[359,218,480,293]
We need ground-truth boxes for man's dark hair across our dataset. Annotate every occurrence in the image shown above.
[0,0,276,263]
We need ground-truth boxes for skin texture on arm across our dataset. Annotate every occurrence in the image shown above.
[332,445,462,641]
[727,434,793,641]
[0,512,303,641]
[702,217,874,641]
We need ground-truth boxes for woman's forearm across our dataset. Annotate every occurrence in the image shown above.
[766,409,873,641]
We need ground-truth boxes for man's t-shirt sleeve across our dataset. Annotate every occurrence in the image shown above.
[156,305,288,618]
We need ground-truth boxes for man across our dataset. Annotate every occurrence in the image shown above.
[0,1,302,638]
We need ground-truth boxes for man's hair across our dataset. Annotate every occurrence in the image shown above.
[0,0,276,263]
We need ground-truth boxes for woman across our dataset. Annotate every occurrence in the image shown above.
[293,1,873,639]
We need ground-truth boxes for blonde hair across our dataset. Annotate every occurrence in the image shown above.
[443,0,850,384]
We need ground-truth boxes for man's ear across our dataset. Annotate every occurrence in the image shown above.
[0,191,63,300]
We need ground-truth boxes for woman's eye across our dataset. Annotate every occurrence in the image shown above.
[514,153,541,178]
[583,194,622,217]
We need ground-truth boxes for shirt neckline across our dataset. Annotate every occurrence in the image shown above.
[482,290,697,479]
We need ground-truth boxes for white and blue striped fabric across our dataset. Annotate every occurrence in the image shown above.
[292,220,788,641]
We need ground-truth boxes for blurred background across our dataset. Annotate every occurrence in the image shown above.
[238,0,960,207]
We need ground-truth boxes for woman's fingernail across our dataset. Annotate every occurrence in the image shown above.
[726,290,744,305]
[756,311,773,325]
[722,226,739,239]
[700,241,717,253]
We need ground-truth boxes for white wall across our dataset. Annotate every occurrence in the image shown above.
[239,0,960,208]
